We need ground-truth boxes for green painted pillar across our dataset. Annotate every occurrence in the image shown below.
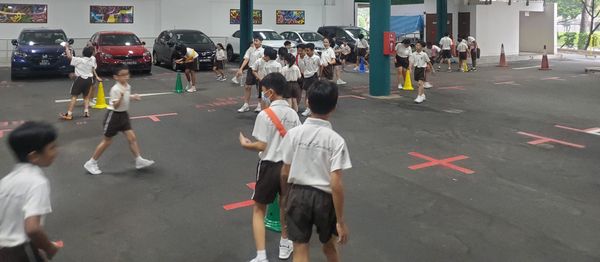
[369,0,391,97]
[240,0,253,57]
[436,0,448,43]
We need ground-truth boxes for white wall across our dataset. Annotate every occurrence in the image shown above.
[519,3,557,54]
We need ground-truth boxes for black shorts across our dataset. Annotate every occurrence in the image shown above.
[302,75,318,91]
[252,160,283,204]
[286,184,337,244]
[322,64,334,80]
[184,59,197,71]
[0,242,44,262]
[357,48,367,58]
[441,50,452,59]
[245,69,258,86]
[288,81,301,99]
[459,52,468,60]
[414,67,426,82]
[340,54,349,61]
[395,56,409,68]
[103,110,132,138]
[70,77,93,96]
[214,60,225,70]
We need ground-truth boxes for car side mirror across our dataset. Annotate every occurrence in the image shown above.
[68,39,74,45]
[11,39,18,46]
[142,41,146,45]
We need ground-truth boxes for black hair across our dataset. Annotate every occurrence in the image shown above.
[217,43,224,49]
[284,40,291,46]
[260,72,288,96]
[8,121,57,163]
[175,43,187,58]
[307,80,338,115]
[82,46,94,58]
[278,46,288,58]
[358,34,365,40]
[306,43,315,51]
[265,47,277,60]
[444,32,450,37]
[401,39,411,45]
[297,43,305,49]
[253,35,263,41]
[457,38,463,43]
[285,53,296,68]
[113,64,129,76]
[426,42,432,48]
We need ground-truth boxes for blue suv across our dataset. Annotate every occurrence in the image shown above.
[11,28,75,80]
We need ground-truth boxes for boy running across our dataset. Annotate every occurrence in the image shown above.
[60,44,102,120]
[83,65,154,175]
[239,73,301,261]
[0,122,62,261]
[279,80,352,262]
[410,42,434,104]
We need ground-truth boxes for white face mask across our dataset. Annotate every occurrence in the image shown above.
[261,91,270,104]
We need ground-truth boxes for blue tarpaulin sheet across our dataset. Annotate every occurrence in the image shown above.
[390,15,424,35]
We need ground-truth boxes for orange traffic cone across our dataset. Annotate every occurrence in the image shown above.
[539,45,551,71]
[497,43,508,67]
[93,81,107,109]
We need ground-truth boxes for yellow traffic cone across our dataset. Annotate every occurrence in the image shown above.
[462,62,469,72]
[403,69,414,91]
[93,81,107,109]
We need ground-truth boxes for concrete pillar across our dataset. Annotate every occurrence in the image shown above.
[369,0,391,97]
[240,0,253,57]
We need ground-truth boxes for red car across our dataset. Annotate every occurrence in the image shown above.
[88,31,152,74]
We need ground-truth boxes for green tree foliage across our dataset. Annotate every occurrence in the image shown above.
[558,0,583,20]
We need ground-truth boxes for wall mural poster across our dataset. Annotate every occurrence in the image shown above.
[276,10,305,25]
[0,4,47,23]
[90,5,134,24]
[230,9,262,25]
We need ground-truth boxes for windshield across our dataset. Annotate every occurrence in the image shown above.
[99,34,142,46]
[173,32,212,44]
[254,31,284,41]
[19,31,67,46]
[299,32,324,42]
[345,28,370,40]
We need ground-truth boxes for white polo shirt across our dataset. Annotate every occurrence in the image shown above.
[297,55,306,73]
[70,56,97,79]
[281,64,302,82]
[252,100,302,162]
[410,51,430,68]
[252,59,282,79]
[243,45,265,66]
[440,37,452,50]
[0,164,52,247]
[108,82,131,112]
[279,118,352,193]
[357,39,369,49]
[457,42,469,53]
[395,44,411,58]
[320,47,336,66]
[303,54,321,78]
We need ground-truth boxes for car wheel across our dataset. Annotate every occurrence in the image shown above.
[227,46,234,62]
[153,51,160,65]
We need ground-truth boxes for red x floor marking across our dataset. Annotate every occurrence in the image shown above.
[408,152,475,175]
[130,113,178,122]
[0,129,12,138]
[517,131,585,149]
[555,125,600,136]
[223,182,256,211]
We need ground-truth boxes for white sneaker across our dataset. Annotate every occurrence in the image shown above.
[249,257,268,262]
[424,82,433,89]
[301,108,311,117]
[216,76,222,80]
[414,95,425,104]
[254,104,262,112]
[238,103,250,113]
[336,79,347,85]
[84,160,102,175]
[135,157,155,169]
[398,84,403,90]
[365,69,370,73]
[422,94,427,101]
[219,77,227,82]
[186,87,197,93]
[353,67,358,71]
[185,84,190,90]
[232,77,239,84]
[279,239,294,260]
[90,98,96,107]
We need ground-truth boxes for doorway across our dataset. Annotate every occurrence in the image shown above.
[426,13,453,43]
[458,12,470,39]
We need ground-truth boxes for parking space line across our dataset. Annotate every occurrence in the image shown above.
[512,66,539,70]
[555,125,600,136]
[517,131,585,148]
[54,92,174,103]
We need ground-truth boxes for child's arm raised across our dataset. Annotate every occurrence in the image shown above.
[331,170,348,244]
[64,44,73,60]
[25,216,60,260]
[239,132,267,152]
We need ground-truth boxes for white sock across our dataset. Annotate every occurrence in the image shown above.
[280,237,290,244]
[67,111,72,116]
[136,156,143,161]
[256,250,266,259]
[89,158,96,163]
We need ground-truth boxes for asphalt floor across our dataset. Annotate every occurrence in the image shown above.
[1,56,599,262]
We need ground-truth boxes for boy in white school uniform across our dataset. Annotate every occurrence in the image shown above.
[252,48,283,110]
[279,80,352,262]
[439,32,453,72]
[0,122,63,261]
[237,36,266,113]
[300,43,321,117]
[410,41,434,104]
[239,73,302,261]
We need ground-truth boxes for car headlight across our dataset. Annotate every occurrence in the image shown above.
[14,50,28,58]
[143,51,151,57]
[101,53,112,59]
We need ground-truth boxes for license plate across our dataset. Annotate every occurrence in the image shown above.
[40,59,50,66]
[123,61,137,65]
[199,58,211,62]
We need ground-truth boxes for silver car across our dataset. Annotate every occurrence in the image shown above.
[280,31,325,53]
